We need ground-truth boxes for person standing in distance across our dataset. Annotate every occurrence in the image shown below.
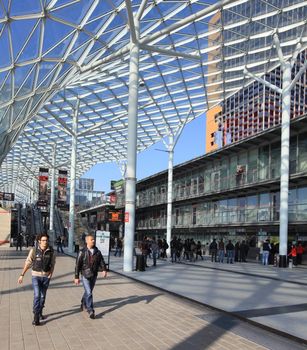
[18,233,56,326]
[74,233,107,319]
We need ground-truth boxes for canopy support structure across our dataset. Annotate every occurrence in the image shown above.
[244,36,307,267]
[68,100,79,253]
[123,15,140,272]
[49,144,57,246]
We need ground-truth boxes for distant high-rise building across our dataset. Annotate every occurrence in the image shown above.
[205,5,307,153]
[77,178,94,191]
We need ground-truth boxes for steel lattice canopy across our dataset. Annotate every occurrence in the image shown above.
[0,0,306,201]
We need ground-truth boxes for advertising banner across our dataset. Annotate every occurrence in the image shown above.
[0,192,15,201]
[58,170,68,210]
[38,167,49,207]
[108,210,122,222]
[95,230,110,269]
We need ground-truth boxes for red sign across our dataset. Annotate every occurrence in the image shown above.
[125,212,129,223]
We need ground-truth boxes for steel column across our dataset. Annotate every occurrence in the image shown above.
[279,62,291,267]
[49,144,56,246]
[166,134,174,256]
[123,16,140,272]
[68,102,79,253]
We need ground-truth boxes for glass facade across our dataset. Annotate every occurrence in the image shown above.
[124,124,307,238]
[212,50,307,147]
[67,178,104,210]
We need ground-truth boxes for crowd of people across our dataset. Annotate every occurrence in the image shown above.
[133,236,251,266]
[127,236,306,268]
[260,239,305,267]
[14,232,37,251]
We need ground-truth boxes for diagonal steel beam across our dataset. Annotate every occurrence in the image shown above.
[140,43,201,61]
[125,0,137,44]
[136,0,149,20]
[243,68,282,94]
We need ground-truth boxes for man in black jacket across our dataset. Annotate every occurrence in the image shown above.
[18,233,56,326]
[74,233,107,319]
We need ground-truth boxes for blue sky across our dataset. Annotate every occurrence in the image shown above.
[83,112,207,192]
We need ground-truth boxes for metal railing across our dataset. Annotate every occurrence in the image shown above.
[136,203,307,229]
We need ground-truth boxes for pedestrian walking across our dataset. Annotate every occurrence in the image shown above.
[218,239,225,263]
[209,238,218,262]
[16,233,23,251]
[297,243,304,265]
[114,237,123,257]
[262,239,271,265]
[226,240,235,264]
[151,237,159,266]
[18,233,56,326]
[288,244,297,267]
[56,235,64,253]
[74,233,107,319]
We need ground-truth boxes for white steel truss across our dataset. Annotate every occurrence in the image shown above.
[0,0,306,200]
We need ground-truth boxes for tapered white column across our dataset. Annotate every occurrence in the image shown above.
[123,16,139,272]
[279,62,291,267]
[244,36,307,267]
[166,135,174,256]
[68,102,79,253]
[49,144,56,245]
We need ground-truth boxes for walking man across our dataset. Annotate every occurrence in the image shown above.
[74,233,107,319]
[56,235,64,253]
[18,233,56,326]
[16,232,23,251]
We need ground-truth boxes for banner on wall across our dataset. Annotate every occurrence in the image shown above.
[0,192,15,201]
[38,167,49,207]
[58,170,68,210]
[95,230,110,269]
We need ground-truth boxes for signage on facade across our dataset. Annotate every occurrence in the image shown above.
[95,230,110,269]
[125,212,129,223]
[58,170,68,210]
[108,210,121,222]
[38,167,49,207]
[0,192,15,201]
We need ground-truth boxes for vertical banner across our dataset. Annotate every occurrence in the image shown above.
[58,170,68,210]
[95,230,110,269]
[38,167,49,207]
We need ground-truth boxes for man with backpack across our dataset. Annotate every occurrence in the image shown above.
[74,233,107,319]
[18,233,56,326]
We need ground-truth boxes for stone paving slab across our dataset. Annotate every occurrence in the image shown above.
[108,255,307,342]
[1,248,306,350]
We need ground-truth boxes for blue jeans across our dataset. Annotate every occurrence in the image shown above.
[262,251,269,265]
[218,250,225,263]
[114,247,122,257]
[81,275,97,313]
[152,252,157,266]
[226,250,234,263]
[32,276,50,315]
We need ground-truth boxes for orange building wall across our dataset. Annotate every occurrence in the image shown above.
[206,105,221,153]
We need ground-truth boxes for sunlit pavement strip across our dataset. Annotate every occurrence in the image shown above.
[0,247,305,350]
[109,255,307,343]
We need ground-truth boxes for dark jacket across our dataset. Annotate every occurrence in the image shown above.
[226,242,235,251]
[24,246,56,278]
[209,241,217,250]
[32,246,55,273]
[75,246,107,279]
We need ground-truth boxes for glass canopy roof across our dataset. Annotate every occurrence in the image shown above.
[0,0,306,201]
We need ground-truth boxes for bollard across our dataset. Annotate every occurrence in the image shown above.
[288,258,293,269]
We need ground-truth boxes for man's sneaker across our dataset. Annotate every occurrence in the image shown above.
[40,312,46,320]
[89,311,95,319]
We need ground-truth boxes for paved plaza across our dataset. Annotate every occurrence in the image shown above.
[0,247,306,350]
[110,254,307,343]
